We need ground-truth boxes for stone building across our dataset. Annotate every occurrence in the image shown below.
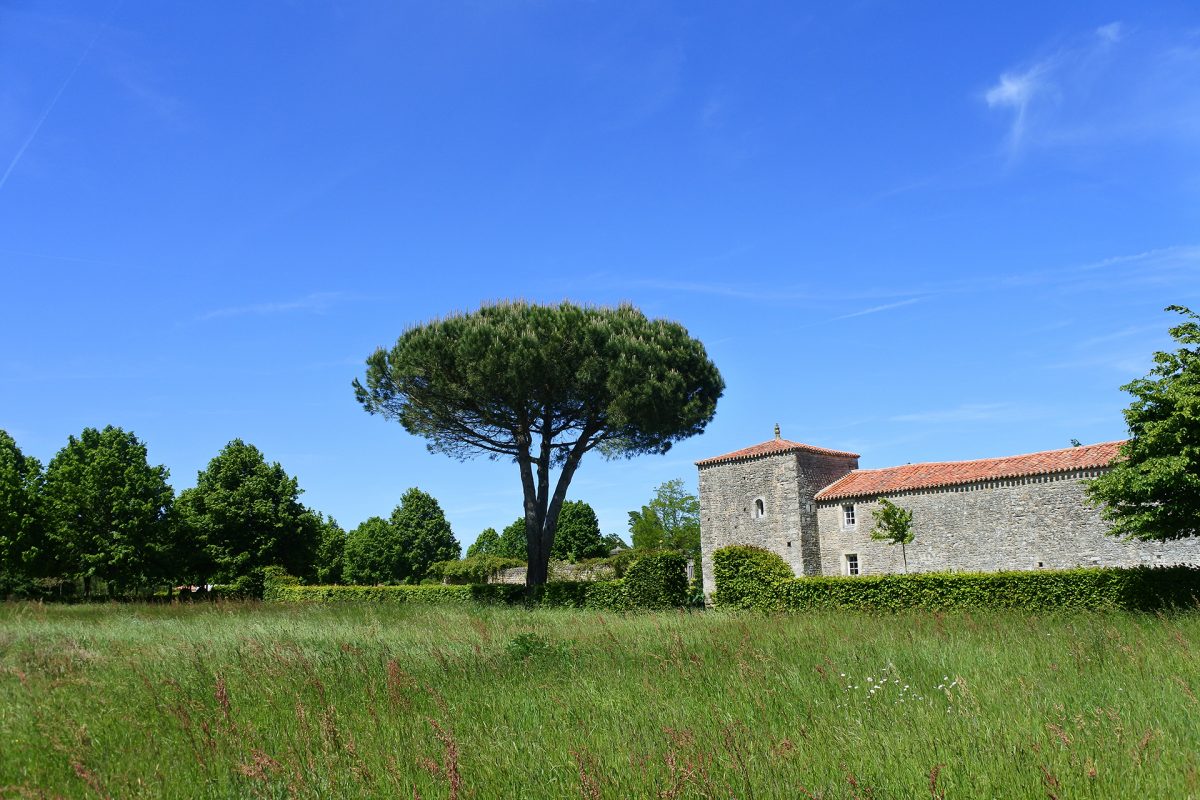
[696,427,1200,600]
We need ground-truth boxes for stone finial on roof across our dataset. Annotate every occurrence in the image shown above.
[774,423,781,440]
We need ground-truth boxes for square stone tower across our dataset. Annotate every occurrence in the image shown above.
[696,427,858,601]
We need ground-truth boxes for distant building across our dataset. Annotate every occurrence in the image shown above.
[696,426,1200,600]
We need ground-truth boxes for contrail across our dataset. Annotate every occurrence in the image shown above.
[0,5,117,193]
[829,297,923,321]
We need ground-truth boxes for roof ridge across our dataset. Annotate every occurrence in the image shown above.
[813,440,1124,501]
[696,437,860,467]
[844,440,1126,474]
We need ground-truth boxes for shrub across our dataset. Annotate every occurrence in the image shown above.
[711,546,1200,613]
[711,545,794,609]
[227,570,265,599]
[623,553,689,610]
[261,566,301,601]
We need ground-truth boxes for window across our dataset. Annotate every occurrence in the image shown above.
[845,553,860,576]
[754,498,765,518]
[842,504,856,528]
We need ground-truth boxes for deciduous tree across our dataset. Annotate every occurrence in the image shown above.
[314,513,346,584]
[389,487,460,582]
[870,498,914,572]
[628,479,701,558]
[498,517,528,560]
[42,426,176,595]
[0,430,44,594]
[551,500,607,562]
[466,526,502,558]
[1088,305,1200,540]
[628,505,665,550]
[343,516,403,584]
[176,439,319,588]
[354,301,722,587]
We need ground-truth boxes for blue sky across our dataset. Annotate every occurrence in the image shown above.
[3,1,1199,548]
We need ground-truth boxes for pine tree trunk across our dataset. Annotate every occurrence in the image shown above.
[525,550,549,589]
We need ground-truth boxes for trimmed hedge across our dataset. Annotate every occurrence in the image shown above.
[270,583,521,605]
[623,553,689,610]
[268,551,689,610]
[270,580,636,610]
[712,545,1200,612]
[710,545,791,609]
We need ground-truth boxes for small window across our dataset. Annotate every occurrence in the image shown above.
[842,504,856,528]
[754,498,765,518]
[845,553,860,576]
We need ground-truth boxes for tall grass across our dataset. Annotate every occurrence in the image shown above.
[1,601,1198,798]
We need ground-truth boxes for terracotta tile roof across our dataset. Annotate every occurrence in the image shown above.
[696,438,860,467]
[814,440,1125,501]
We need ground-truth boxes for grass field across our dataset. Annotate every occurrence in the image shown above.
[0,602,1197,799]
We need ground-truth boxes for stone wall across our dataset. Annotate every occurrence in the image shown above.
[815,469,1200,575]
[794,451,861,575]
[489,562,618,585]
[698,450,857,598]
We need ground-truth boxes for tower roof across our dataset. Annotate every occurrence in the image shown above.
[696,438,860,468]
[814,440,1124,501]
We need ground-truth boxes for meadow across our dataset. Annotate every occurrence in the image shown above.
[0,602,1197,799]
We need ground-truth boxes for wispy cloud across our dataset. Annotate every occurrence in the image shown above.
[985,62,1050,153]
[1095,21,1124,44]
[699,94,726,129]
[629,277,929,305]
[1073,323,1164,349]
[630,278,795,302]
[199,292,354,321]
[828,297,923,321]
[1051,245,1200,295]
[1042,313,1176,375]
[983,21,1200,158]
[624,244,1199,317]
[890,403,1038,424]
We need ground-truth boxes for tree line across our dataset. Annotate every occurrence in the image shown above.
[0,425,702,599]
[0,427,460,597]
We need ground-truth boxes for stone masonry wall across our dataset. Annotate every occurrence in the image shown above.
[794,451,860,576]
[815,470,1200,575]
[699,450,857,599]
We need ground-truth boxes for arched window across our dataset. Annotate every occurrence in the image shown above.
[754,498,765,518]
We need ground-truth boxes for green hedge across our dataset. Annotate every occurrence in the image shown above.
[268,552,689,610]
[623,553,689,609]
[712,545,1200,612]
[710,545,791,608]
[270,580,631,610]
[270,583,522,605]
